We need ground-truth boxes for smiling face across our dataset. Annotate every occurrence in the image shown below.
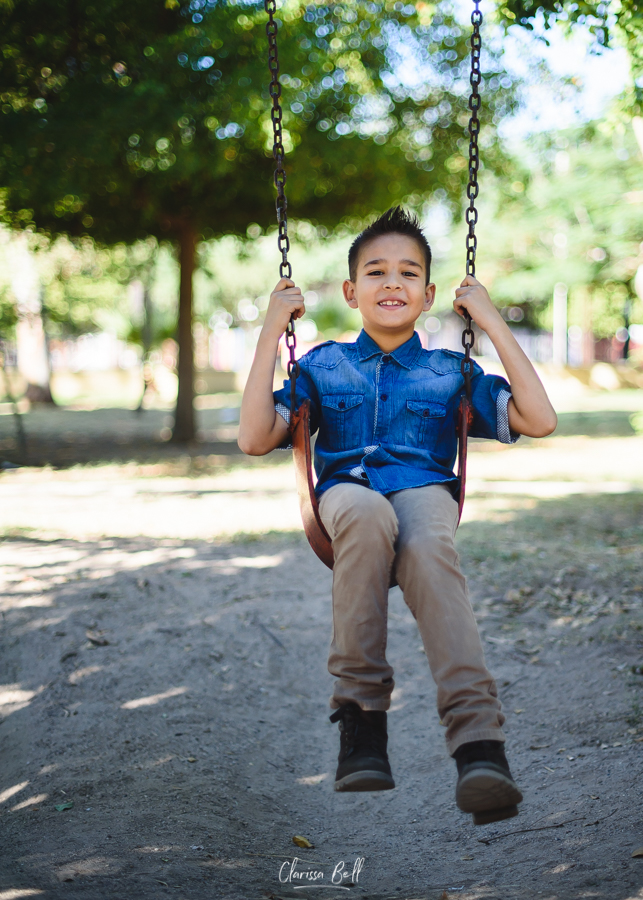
[343,233,436,351]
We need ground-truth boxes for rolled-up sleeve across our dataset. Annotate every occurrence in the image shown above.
[272,357,321,448]
[468,366,520,444]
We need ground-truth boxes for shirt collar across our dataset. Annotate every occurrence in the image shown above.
[356,329,422,369]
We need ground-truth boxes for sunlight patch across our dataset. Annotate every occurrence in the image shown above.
[0,684,43,716]
[0,890,45,899]
[56,857,117,881]
[214,555,283,570]
[11,793,48,811]
[68,666,102,685]
[0,782,29,805]
[296,773,328,785]
[121,686,187,709]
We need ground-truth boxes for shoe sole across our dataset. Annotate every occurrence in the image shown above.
[472,805,519,826]
[334,770,395,792]
[456,767,523,819]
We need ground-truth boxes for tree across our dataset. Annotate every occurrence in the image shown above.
[0,0,514,440]
[434,122,643,357]
[494,0,642,112]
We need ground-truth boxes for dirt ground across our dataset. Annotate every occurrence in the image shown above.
[1,390,643,900]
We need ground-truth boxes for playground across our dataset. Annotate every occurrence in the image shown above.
[1,370,643,899]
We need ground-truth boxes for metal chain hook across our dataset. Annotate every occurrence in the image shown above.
[265,0,299,417]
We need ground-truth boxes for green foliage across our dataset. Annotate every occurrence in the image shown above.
[451,122,643,335]
[0,0,515,242]
[0,288,17,337]
[493,0,642,112]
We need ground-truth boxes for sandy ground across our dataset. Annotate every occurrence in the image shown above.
[1,380,643,899]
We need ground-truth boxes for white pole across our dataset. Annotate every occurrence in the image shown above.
[552,282,568,367]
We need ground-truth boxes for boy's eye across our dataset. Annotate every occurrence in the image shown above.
[402,271,418,277]
[367,269,384,276]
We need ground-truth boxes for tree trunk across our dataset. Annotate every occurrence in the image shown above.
[172,225,196,442]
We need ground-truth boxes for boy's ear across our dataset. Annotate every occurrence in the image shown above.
[343,279,358,309]
[423,282,436,312]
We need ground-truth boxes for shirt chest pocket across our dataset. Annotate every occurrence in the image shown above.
[405,399,447,446]
[321,393,365,450]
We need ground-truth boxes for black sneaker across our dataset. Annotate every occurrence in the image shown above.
[329,702,395,792]
[453,740,523,825]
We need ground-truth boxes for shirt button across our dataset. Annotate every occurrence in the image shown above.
[338,400,345,409]
[423,409,430,417]
[381,394,388,401]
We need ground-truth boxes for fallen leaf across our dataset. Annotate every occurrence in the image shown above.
[55,801,74,812]
[461,854,474,860]
[292,835,314,848]
[590,795,599,800]
[513,709,525,714]
[86,630,109,646]
[187,757,197,763]
[543,766,555,773]
[156,880,168,887]
[530,744,550,750]
[632,848,643,858]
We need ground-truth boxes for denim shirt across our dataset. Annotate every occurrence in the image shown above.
[274,329,517,499]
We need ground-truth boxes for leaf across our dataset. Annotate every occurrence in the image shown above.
[513,709,525,714]
[187,757,197,763]
[292,835,314,849]
[632,847,643,858]
[86,630,109,646]
[55,801,74,812]
[461,854,474,860]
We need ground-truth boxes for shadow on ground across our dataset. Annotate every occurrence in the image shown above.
[0,404,641,470]
[0,493,642,898]
[0,406,246,469]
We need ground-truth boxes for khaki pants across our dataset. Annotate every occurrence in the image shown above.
[319,481,505,755]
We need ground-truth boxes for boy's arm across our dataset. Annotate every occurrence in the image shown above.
[454,275,557,438]
[238,278,305,456]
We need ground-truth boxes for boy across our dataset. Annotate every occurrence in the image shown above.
[238,207,557,824]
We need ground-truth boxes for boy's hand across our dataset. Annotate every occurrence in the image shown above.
[454,275,504,336]
[263,278,305,339]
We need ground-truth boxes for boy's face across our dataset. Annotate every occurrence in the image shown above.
[343,234,436,344]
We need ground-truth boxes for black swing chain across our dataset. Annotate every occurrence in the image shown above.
[266,0,479,410]
[265,0,299,418]
[461,0,482,401]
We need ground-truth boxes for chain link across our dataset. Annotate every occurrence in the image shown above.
[461,0,482,400]
[265,0,299,412]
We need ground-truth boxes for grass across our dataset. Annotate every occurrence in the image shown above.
[458,492,643,639]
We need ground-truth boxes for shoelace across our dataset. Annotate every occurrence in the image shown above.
[331,705,386,759]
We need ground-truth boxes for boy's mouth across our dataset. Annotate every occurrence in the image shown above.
[378,297,406,308]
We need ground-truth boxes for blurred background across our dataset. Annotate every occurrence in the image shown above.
[0,0,642,473]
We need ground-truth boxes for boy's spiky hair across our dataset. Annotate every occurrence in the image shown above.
[348,206,432,284]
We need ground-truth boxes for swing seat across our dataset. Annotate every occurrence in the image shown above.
[290,395,474,575]
[290,400,334,570]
